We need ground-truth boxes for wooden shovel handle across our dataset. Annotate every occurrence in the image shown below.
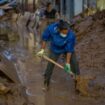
[43,55,64,69]
[43,55,75,79]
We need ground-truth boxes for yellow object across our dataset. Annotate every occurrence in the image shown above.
[37,49,45,56]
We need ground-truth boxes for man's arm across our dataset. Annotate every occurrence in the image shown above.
[64,52,74,76]
[41,41,46,49]
[64,31,76,75]
[37,25,51,56]
[66,53,71,64]
[37,41,46,56]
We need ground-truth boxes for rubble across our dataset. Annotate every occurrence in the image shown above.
[0,70,28,105]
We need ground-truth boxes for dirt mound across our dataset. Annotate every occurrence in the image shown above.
[75,10,105,96]
[92,10,105,21]
[74,10,105,42]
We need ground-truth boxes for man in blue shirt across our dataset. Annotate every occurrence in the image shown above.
[37,20,80,90]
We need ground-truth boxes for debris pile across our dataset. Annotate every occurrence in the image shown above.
[0,71,27,105]
[74,10,105,42]
[74,10,105,96]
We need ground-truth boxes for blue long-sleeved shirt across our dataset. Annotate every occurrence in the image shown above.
[42,22,76,54]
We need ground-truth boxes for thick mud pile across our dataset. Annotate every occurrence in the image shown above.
[74,10,105,97]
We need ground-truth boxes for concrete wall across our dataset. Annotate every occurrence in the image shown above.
[60,0,74,20]
[60,0,85,19]
[66,0,74,19]
[74,0,83,15]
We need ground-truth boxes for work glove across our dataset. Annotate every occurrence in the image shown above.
[37,49,45,57]
[64,63,74,77]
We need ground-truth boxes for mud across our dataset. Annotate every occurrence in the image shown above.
[0,10,105,105]
[44,10,105,105]
[74,10,105,98]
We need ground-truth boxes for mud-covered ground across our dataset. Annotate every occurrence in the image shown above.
[0,10,105,105]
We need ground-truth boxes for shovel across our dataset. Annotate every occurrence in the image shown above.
[42,55,74,78]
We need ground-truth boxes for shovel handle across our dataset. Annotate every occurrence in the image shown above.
[43,55,64,69]
[42,55,75,79]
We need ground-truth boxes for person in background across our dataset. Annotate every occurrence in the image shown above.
[42,2,60,24]
[39,2,60,46]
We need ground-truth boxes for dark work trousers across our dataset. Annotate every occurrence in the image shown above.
[44,51,80,86]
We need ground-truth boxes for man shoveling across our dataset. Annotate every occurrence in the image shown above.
[37,20,80,90]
